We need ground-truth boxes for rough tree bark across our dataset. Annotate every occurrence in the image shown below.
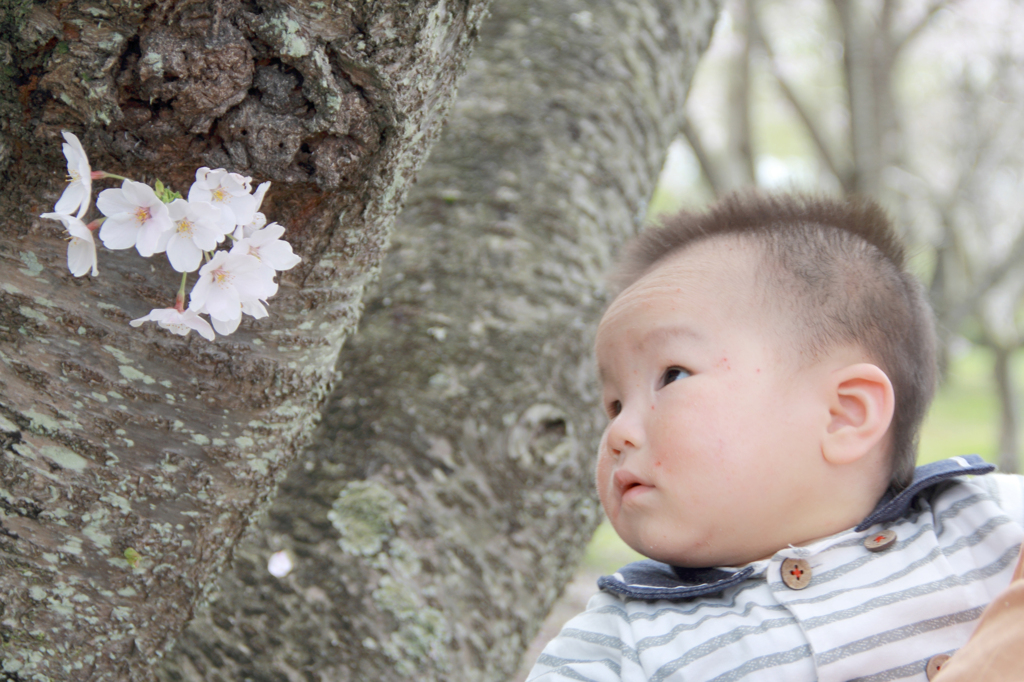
[157,0,717,680]
[0,1,492,679]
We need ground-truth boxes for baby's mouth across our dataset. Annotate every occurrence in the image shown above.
[614,470,652,499]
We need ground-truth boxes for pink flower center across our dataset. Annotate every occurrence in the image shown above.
[134,206,152,224]
[213,268,233,286]
[176,219,194,237]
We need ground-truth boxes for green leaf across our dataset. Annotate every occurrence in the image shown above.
[153,179,182,203]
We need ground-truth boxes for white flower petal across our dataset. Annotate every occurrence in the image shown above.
[136,217,172,257]
[211,313,241,335]
[167,198,190,221]
[58,132,92,218]
[40,211,78,229]
[121,179,159,207]
[252,182,270,211]
[99,216,141,250]
[241,299,268,319]
[220,172,251,195]
[232,261,278,300]
[250,223,286,244]
[224,193,257,227]
[196,270,241,318]
[130,308,216,341]
[188,279,211,312]
[165,236,203,272]
[96,187,138,216]
[67,237,97,277]
[55,183,88,217]
[189,250,276,319]
[62,131,88,165]
[205,287,241,319]
[193,228,221,252]
[62,216,94,241]
[176,311,216,341]
[259,241,301,271]
[188,185,213,203]
[41,212,98,277]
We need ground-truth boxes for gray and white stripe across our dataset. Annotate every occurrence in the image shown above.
[527,474,1024,682]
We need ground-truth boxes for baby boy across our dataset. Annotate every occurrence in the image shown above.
[527,193,1024,681]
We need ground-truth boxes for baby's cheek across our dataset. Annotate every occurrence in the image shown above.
[594,452,613,498]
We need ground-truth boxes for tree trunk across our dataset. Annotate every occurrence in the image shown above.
[731,0,756,186]
[836,0,883,196]
[993,345,1020,474]
[0,1,490,679]
[157,0,718,680]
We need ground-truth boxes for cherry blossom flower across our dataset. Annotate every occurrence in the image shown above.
[40,212,98,277]
[130,308,215,341]
[189,251,277,330]
[43,131,305,344]
[55,132,92,219]
[97,180,172,257]
[157,199,225,272]
[230,222,302,274]
[267,550,294,577]
[188,168,257,230]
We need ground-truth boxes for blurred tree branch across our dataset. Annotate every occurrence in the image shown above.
[679,0,1024,470]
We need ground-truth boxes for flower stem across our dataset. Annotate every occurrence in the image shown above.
[93,171,127,181]
[175,272,188,313]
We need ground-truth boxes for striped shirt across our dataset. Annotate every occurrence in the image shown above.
[527,457,1024,682]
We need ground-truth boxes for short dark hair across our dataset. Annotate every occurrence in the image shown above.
[613,192,936,491]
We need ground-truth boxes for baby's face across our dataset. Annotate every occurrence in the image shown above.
[595,238,831,567]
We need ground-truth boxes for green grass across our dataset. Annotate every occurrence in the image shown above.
[918,346,1005,465]
[581,519,644,572]
[918,345,1024,466]
[583,344,1024,574]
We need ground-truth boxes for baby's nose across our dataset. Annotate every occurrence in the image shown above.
[605,409,644,453]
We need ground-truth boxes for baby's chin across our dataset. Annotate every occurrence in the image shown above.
[638,542,775,569]
[613,518,780,567]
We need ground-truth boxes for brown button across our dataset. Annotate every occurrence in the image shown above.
[864,529,897,552]
[926,653,951,680]
[781,558,812,590]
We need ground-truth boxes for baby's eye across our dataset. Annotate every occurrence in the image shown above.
[607,399,622,418]
[662,366,691,385]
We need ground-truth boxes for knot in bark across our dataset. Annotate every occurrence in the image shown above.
[508,404,574,469]
[137,23,254,134]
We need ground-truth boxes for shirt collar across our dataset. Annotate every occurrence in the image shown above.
[598,455,995,602]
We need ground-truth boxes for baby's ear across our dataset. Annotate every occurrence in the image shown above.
[821,363,895,465]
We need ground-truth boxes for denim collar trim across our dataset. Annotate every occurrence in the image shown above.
[598,455,995,602]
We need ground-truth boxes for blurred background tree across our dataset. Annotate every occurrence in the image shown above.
[664,0,1024,473]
